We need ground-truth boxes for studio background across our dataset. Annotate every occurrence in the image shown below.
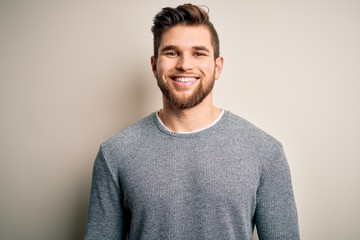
[1,1,359,239]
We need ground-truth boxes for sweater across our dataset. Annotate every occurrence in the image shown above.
[85,111,300,240]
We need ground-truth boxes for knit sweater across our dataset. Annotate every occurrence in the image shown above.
[85,111,300,240]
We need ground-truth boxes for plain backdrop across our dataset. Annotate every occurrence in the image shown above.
[1,1,359,239]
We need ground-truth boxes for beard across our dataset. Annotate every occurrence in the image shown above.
[156,73,215,110]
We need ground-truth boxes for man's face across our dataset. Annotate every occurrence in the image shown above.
[151,25,223,109]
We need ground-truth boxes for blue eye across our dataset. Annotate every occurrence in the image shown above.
[166,52,178,56]
[194,52,205,57]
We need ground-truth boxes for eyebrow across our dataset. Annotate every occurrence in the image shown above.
[160,45,178,52]
[160,45,211,53]
[192,46,210,52]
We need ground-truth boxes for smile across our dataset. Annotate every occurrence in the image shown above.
[172,77,198,83]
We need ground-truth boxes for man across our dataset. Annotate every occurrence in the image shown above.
[85,3,300,239]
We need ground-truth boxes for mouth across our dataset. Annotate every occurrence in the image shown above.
[171,76,199,83]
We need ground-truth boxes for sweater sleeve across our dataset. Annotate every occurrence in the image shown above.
[84,146,128,240]
[254,145,300,240]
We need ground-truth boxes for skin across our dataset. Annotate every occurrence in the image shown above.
[151,25,224,132]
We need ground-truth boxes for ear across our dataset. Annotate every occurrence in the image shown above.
[214,56,224,80]
[151,56,157,76]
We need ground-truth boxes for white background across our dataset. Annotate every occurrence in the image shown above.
[1,1,359,239]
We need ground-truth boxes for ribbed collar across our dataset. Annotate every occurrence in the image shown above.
[153,110,229,137]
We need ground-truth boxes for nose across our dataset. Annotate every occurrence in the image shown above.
[176,55,193,71]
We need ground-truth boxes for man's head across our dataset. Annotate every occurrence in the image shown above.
[151,4,220,60]
[151,4,223,110]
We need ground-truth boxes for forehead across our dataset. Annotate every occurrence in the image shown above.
[160,25,213,51]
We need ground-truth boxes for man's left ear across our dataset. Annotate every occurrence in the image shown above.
[214,56,224,80]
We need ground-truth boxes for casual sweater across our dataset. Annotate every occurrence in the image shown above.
[85,111,300,240]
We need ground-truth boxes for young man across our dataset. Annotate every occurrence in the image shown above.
[85,4,300,239]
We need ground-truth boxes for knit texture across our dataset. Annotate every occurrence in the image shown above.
[85,111,300,240]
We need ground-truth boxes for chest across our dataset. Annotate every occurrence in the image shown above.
[118,142,261,213]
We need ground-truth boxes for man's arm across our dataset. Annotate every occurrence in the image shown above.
[84,146,127,240]
[254,145,300,239]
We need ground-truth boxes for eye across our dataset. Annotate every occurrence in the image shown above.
[165,51,178,57]
[194,52,206,57]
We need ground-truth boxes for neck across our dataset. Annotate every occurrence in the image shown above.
[159,93,221,133]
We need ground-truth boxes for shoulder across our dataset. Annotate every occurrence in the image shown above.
[223,111,281,147]
[100,113,157,153]
[220,111,289,179]
[221,111,285,166]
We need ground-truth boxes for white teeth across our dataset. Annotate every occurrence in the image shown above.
[174,77,197,82]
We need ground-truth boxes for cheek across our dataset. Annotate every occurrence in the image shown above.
[198,61,216,74]
[157,59,175,74]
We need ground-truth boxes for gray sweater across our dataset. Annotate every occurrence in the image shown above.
[85,111,300,239]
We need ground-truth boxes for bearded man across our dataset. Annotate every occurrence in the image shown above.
[85,3,300,240]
